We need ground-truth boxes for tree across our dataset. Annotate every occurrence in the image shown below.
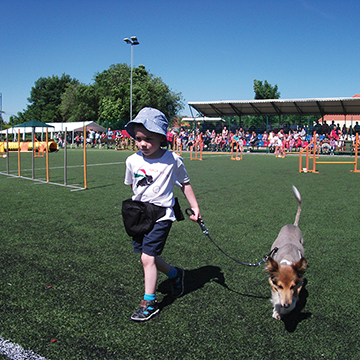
[9,65,184,128]
[59,83,98,122]
[253,79,280,100]
[94,64,183,127]
[10,74,78,124]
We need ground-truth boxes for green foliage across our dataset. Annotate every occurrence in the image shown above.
[59,83,98,122]
[9,64,184,127]
[94,64,184,122]
[253,79,281,100]
[10,74,78,125]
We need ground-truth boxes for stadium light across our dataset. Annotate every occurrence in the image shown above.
[123,36,139,121]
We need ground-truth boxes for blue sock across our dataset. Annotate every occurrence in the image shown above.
[166,266,178,279]
[144,293,156,301]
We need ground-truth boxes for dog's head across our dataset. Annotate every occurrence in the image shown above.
[265,256,307,308]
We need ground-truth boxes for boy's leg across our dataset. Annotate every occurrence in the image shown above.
[131,221,172,321]
[142,253,158,295]
[131,253,159,322]
[155,256,171,274]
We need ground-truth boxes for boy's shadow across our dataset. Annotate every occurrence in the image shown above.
[281,278,312,332]
[157,265,226,310]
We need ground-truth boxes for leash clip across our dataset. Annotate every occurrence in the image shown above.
[198,218,209,235]
[185,208,209,235]
[263,247,279,261]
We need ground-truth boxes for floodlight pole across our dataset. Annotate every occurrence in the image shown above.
[124,36,139,121]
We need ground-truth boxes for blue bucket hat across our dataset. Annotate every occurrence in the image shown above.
[125,108,168,145]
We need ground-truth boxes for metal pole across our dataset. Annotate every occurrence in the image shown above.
[130,44,133,121]
[124,37,139,122]
[83,125,87,189]
[6,129,9,174]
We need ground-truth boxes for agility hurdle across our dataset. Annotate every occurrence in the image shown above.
[0,127,88,190]
[299,132,360,173]
[190,140,202,161]
[231,141,243,160]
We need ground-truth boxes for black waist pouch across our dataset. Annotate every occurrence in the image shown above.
[122,199,166,237]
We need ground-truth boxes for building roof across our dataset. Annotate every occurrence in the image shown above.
[188,96,360,118]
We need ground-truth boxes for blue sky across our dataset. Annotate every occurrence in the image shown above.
[1,0,360,123]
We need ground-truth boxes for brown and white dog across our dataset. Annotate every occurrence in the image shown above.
[265,186,308,319]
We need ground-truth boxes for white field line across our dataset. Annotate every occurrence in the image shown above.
[0,336,48,360]
[3,161,126,175]
[0,161,126,190]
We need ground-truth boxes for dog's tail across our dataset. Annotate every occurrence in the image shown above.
[292,185,302,227]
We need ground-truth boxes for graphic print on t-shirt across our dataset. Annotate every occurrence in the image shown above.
[135,169,154,187]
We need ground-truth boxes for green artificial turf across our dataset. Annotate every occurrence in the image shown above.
[0,149,359,359]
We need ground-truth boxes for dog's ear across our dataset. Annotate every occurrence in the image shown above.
[265,256,279,275]
[293,257,307,278]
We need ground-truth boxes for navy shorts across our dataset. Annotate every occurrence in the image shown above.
[133,220,172,256]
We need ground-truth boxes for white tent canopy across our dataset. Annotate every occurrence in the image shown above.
[1,121,106,135]
[182,117,225,122]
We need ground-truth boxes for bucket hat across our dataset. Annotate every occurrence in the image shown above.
[125,108,168,144]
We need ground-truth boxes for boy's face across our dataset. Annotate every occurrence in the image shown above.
[133,124,165,159]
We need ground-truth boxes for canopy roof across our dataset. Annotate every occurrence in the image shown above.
[14,119,54,128]
[188,97,360,118]
[1,121,106,135]
[182,117,225,122]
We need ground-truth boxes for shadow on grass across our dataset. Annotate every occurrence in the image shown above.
[157,265,226,310]
[281,278,312,332]
[157,265,267,312]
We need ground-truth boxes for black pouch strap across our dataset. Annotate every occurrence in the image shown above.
[173,197,184,221]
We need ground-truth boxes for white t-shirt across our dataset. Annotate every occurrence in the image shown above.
[124,150,190,221]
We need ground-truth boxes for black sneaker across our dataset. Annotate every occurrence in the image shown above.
[131,300,159,321]
[171,267,185,298]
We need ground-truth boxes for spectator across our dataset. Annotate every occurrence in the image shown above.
[268,130,275,152]
[89,128,95,147]
[274,129,285,158]
[249,131,258,151]
[330,136,336,155]
[107,128,114,149]
[167,129,174,150]
[354,122,360,134]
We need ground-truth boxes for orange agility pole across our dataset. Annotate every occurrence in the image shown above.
[190,139,203,161]
[299,132,360,173]
[46,129,50,182]
[231,140,243,160]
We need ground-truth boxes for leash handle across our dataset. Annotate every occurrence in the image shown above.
[185,208,209,234]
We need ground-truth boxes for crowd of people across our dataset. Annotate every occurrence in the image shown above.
[167,120,360,155]
[51,119,360,155]
[54,128,131,150]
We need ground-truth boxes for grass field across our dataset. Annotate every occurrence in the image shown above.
[0,149,359,360]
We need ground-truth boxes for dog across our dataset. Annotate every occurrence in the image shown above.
[265,186,308,320]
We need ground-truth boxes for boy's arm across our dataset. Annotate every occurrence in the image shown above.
[181,182,200,222]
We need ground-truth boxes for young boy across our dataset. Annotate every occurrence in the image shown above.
[124,107,201,321]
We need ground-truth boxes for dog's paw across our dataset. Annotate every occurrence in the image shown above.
[272,310,281,320]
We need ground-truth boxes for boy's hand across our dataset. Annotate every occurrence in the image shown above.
[185,208,201,222]
[189,207,200,222]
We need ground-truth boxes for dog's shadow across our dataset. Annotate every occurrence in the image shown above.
[157,265,227,310]
[281,278,312,332]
